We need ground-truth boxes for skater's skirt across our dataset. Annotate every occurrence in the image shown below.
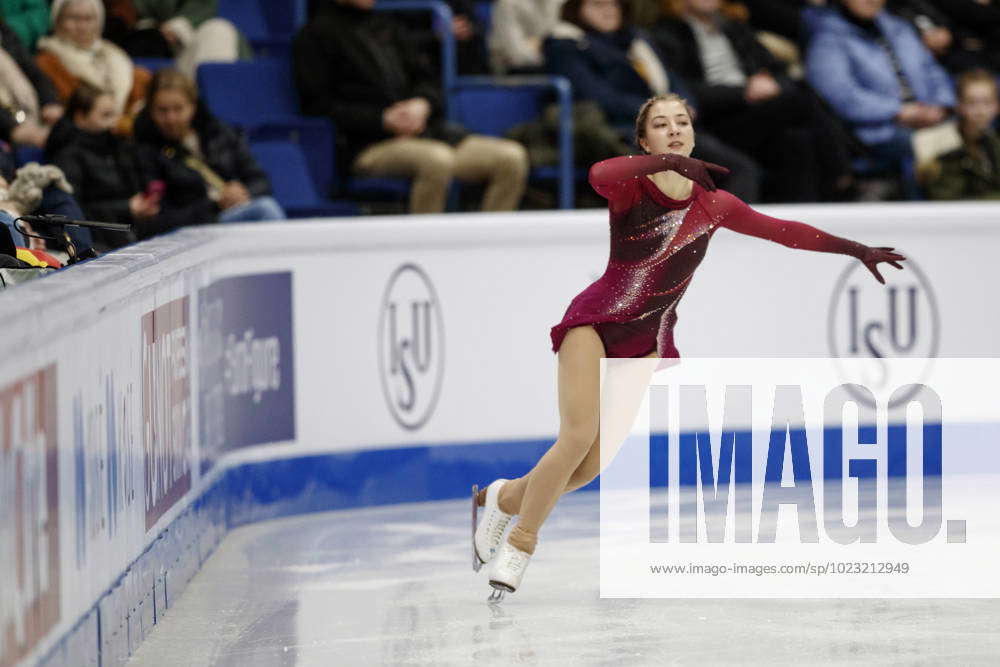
[551,316,680,359]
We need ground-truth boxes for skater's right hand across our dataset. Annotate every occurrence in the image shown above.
[661,154,730,192]
[860,246,907,284]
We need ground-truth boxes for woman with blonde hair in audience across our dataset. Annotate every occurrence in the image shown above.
[134,68,285,224]
[36,0,151,134]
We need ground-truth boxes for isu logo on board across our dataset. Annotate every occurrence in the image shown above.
[828,257,939,408]
[378,263,445,431]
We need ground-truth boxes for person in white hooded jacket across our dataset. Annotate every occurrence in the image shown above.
[489,0,566,73]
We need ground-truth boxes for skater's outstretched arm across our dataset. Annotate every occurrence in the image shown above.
[589,154,730,203]
[714,190,907,284]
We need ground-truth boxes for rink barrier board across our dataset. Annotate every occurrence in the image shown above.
[30,421,952,667]
[3,202,1000,666]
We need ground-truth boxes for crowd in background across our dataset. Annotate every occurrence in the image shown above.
[1,0,999,283]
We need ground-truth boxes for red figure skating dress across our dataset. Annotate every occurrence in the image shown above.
[550,155,867,358]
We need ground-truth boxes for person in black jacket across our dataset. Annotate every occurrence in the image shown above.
[651,0,856,201]
[887,0,1000,74]
[134,68,286,224]
[544,0,763,202]
[294,0,528,214]
[0,18,64,149]
[46,82,215,249]
[739,0,827,45]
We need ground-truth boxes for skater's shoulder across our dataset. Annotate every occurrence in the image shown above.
[693,187,744,215]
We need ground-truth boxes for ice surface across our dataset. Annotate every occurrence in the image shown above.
[127,491,1000,666]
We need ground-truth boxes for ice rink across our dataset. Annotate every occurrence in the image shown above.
[126,490,1000,666]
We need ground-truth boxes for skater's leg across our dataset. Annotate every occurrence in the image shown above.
[496,432,594,513]
[498,348,659,512]
[505,326,604,554]
[564,348,659,491]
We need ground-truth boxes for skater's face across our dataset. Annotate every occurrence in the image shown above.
[958,81,999,136]
[580,0,622,34]
[841,0,885,21]
[57,0,101,49]
[639,100,694,157]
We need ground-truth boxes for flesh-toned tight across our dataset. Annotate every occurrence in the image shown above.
[478,325,658,554]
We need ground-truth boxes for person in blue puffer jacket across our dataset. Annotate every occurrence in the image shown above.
[805,0,955,198]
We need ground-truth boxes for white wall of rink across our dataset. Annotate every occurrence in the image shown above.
[1,200,999,666]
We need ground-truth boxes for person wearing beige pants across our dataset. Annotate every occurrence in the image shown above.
[353,134,530,214]
[293,1,531,214]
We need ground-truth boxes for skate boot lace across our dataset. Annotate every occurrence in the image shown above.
[487,512,512,551]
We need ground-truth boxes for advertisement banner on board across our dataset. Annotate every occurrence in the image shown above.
[142,297,192,531]
[72,365,142,579]
[198,272,295,471]
[0,365,59,667]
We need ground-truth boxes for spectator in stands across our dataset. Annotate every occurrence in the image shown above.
[934,0,1000,68]
[0,18,64,149]
[489,0,566,74]
[45,83,174,249]
[103,0,245,79]
[36,0,151,135]
[805,0,955,199]
[0,0,49,51]
[737,0,830,44]
[0,163,94,256]
[294,0,529,214]
[135,69,285,224]
[650,0,855,202]
[544,0,762,201]
[887,0,1000,74]
[921,69,1000,200]
[398,0,490,75]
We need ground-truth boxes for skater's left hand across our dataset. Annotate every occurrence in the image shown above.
[861,246,906,284]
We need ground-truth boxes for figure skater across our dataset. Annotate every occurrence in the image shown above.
[472,93,906,601]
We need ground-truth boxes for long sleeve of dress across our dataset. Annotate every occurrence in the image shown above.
[714,190,867,259]
[589,154,679,209]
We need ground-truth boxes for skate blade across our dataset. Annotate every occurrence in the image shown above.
[488,581,515,594]
[487,588,507,604]
[472,484,482,572]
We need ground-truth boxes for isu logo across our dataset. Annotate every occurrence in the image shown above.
[378,263,445,430]
[827,257,939,408]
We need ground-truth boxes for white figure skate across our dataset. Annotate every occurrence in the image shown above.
[472,479,512,572]
[487,540,532,603]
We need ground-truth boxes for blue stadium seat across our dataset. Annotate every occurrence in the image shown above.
[450,76,576,208]
[198,61,412,208]
[197,61,336,194]
[218,0,268,42]
[218,0,306,58]
[474,1,492,34]
[250,140,358,217]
